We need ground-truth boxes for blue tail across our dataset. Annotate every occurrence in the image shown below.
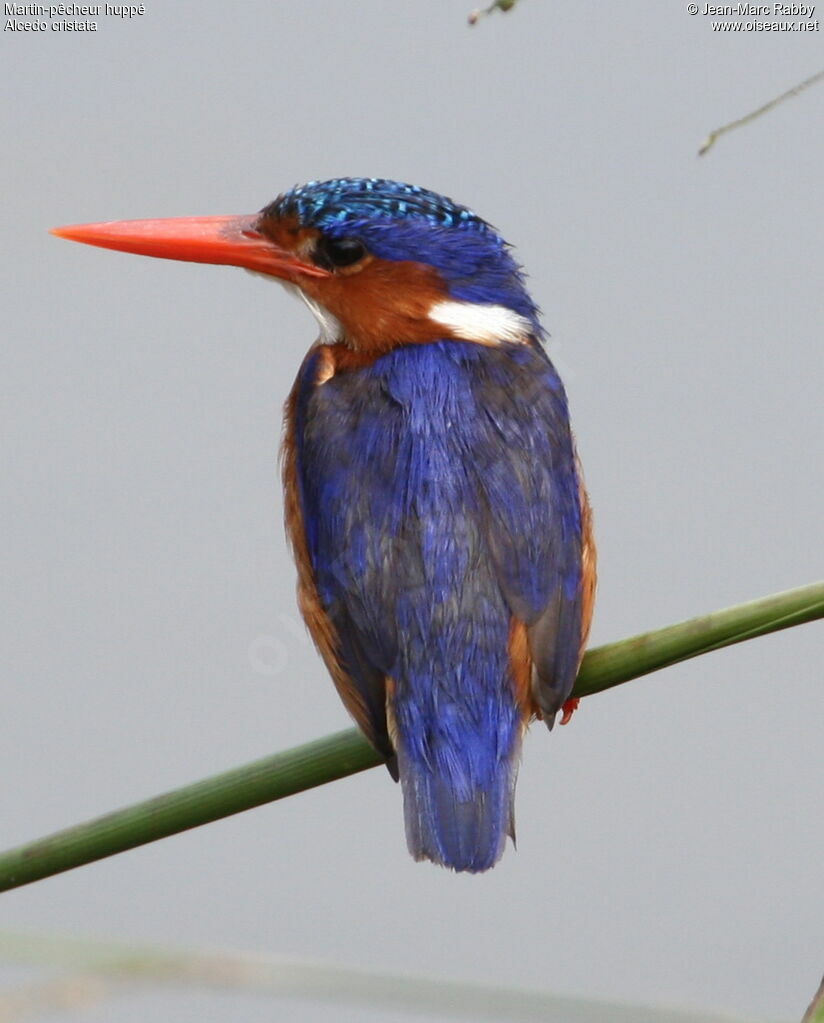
[396,712,523,873]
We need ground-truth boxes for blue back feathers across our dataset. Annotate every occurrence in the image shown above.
[293,338,583,871]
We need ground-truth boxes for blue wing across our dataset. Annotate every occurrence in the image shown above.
[471,341,586,719]
[283,349,397,772]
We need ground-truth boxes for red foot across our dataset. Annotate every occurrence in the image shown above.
[559,697,580,726]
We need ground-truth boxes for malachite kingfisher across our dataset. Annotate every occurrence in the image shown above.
[52,178,596,872]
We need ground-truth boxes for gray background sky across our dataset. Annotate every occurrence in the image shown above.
[2,2,822,1021]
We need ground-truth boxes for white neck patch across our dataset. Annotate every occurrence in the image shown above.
[294,289,342,344]
[246,271,343,344]
[428,299,532,345]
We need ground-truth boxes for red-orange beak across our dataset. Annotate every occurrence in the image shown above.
[50,215,330,281]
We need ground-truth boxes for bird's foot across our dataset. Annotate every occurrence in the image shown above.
[559,697,580,726]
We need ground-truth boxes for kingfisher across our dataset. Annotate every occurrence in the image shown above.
[52,178,596,872]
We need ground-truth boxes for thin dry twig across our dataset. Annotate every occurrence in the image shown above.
[699,68,824,155]
[468,0,519,26]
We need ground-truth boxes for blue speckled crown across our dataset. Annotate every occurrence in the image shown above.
[265,178,493,234]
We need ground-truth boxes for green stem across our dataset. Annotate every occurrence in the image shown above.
[1,581,821,893]
[575,581,824,696]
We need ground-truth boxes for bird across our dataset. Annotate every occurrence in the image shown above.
[51,177,596,873]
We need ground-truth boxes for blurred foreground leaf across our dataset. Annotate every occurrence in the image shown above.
[0,930,781,1023]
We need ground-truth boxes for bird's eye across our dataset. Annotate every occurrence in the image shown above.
[314,236,367,271]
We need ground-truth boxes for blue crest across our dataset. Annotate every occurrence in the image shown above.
[264,177,493,235]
